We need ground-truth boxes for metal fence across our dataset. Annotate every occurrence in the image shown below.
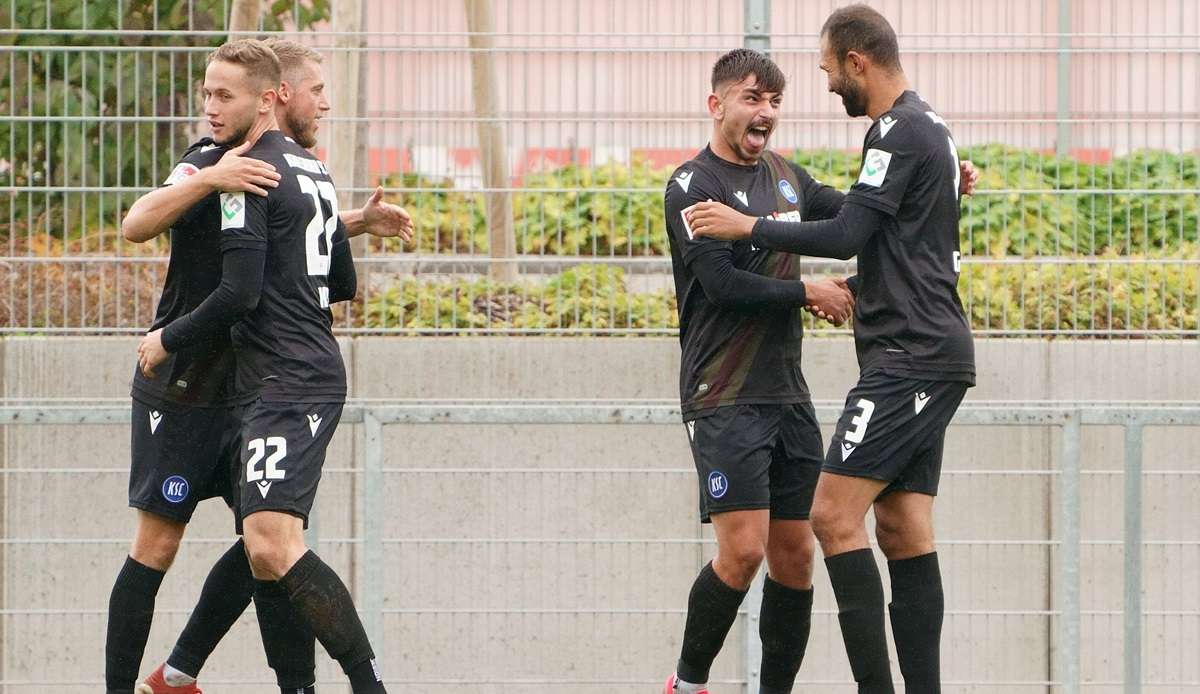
[1,401,1198,692]
[1,0,1197,336]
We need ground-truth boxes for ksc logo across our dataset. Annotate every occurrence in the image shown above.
[707,471,729,499]
[162,475,189,504]
[778,179,798,204]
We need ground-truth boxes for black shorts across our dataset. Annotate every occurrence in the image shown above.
[129,398,239,523]
[823,370,968,497]
[685,402,823,523]
[233,399,343,533]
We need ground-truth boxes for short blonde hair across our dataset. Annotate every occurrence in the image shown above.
[208,38,281,90]
[262,38,322,82]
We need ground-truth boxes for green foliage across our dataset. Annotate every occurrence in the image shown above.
[0,0,331,242]
[358,257,1197,335]
[384,146,1197,259]
[362,264,679,333]
[961,249,1198,334]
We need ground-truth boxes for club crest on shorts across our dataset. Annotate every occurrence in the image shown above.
[161,475,189,504]
[778,179,798,204]
[707,470,729,499]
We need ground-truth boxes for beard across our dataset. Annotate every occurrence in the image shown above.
[836,77,869,118]
[214,119,252,147]
[285,110,318,148]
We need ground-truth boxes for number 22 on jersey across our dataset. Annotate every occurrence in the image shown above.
[297,173,339,278]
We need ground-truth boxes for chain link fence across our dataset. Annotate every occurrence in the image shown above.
[2,0,1196,335]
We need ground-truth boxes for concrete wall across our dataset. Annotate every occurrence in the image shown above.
[1,337,1198,693]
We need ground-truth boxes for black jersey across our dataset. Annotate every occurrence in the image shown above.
[665,146,843,420]
[220,130,351,403]
[130,138,241,407]
[844,91,975,383]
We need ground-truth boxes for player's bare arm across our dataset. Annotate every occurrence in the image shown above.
[121,142,280,243]
[339,186,415,241]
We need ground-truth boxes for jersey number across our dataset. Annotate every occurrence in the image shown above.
[296,174,339,278]
[948,136,961,201]
[844,398,876,444]
[246,436,287,484]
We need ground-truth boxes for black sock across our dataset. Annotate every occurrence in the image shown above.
[888,552,943,694]
[105,556,166,692]
[826,549,894,694]
[758,575,813,694]
[166,539,255,677]
[278,550,385,693]
[256,578,318,690]
[675,561,749,684]
[281,688,316,694]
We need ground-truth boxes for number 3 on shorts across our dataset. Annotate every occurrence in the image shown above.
[844,398,876,444]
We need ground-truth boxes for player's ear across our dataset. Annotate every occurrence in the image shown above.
[846,50,866,76]
[707,93,723,120]
[260,87,278,114]
[277,80,292,104]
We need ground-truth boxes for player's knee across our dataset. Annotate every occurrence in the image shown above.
[767,534,815,585]
[874,521,932,560]
[130,535,180,571]
[809,502,853,545]
[874,519,903,557]
[243,537,290,579]
[130,517,185,571]
[717,542,765,585]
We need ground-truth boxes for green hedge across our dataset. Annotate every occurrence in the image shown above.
[359,258,1197,334]
[381,146,1198,258]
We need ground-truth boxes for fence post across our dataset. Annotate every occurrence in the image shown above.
[465,0,516,282]
[1124,423,1144,694]
[1059,413,1082,694]
[1056,0,1071,156]
[743,570,764,693]
[743,0,770,53]
[362,410,385,649]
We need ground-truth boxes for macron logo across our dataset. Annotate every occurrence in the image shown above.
[841,441,857,461]
[879,115,898,139]
[148,410,163,435]
[675,171,693,193]
[685,420,696,443]
[734,190,749,207]
[307,413,322,437]
[914,392,931,415]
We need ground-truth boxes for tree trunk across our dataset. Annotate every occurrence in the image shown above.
[465,0,516,282]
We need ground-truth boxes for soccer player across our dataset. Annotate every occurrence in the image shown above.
[111,39,408,694]
[660,48,855,694]
[135,38,386,694]
[688,6,976,692]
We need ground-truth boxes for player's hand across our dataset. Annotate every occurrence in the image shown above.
[687,200,756,240]
[360,186,415,241]
[803,278,854,325]
[959,159,979,197]
[137,328,169,378]
[200,141,280,197]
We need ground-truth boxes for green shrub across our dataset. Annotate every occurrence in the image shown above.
[375,146,1197,259]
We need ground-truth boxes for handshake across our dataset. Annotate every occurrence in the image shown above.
[804,277,855,325]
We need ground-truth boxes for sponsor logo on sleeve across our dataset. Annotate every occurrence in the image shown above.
[220,192,246,230]
[857,149,893,188]
[674,171,693,193]
[163,162,199,186]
